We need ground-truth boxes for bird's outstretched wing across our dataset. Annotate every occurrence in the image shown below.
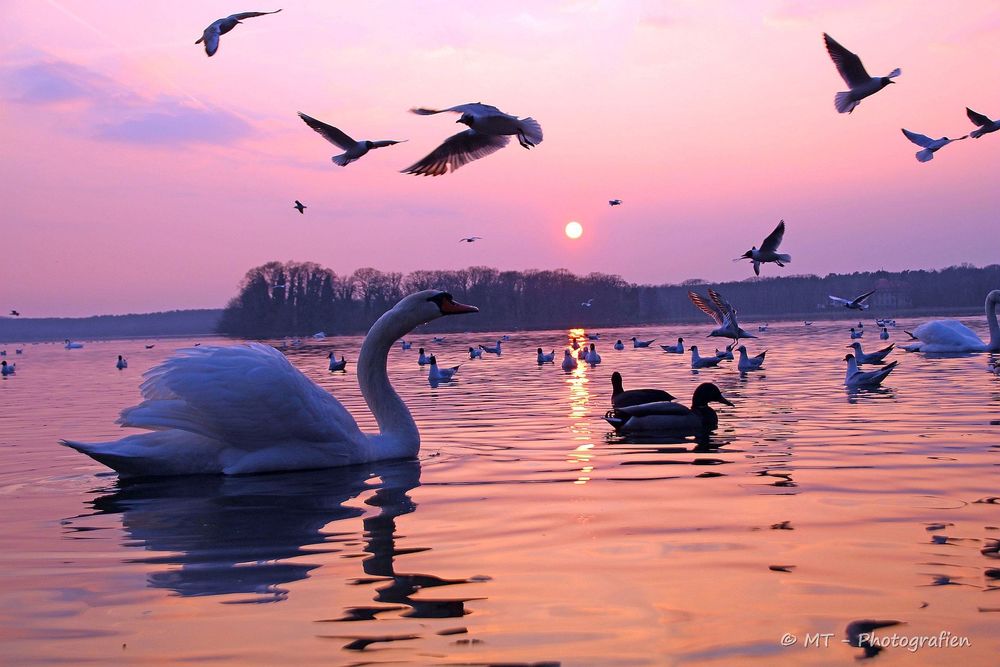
[227,9,283,20]
[966,107,992,127]
[829,295,851,306]
[370,140,406,149]
[852,288,877,306]
[688,291,724,325]
[401,130,509,176]
[760,220,785,254]
[197,27,221,56]
[823,33,871,87]
[298,112,356,149]
[410,103,504,117]
[901,128,934,148]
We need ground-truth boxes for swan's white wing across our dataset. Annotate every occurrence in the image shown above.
[411,103,504,117]
[760,220,785,254]
[401,130,509,176]
[823,33,871,87]
[119,344,364,451]
[688,291,724,325]
[298,113,356,149]
[967,107,992,127]
[901,128,935,148]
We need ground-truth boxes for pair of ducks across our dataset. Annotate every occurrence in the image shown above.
[606,372,733,434]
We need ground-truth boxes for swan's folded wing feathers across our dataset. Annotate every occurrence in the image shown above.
[121,344,363,450]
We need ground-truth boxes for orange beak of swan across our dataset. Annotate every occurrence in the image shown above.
[441,298,479,315]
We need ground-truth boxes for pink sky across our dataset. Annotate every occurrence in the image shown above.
[2,0,1000,317]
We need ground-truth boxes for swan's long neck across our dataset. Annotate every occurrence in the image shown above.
[987,290,1000,351]
[358,306,420,457]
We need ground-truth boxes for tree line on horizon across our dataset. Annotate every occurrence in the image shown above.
[216,260,1000,338]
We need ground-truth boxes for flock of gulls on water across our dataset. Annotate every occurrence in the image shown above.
[1,9,996,476]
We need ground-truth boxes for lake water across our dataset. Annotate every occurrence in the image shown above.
[1,319,998,665]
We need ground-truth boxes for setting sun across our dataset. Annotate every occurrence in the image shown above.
[565,221,583,239]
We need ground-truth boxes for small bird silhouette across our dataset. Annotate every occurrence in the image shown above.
[9,310,19,317]
[609,199,622,206]
[581,298,594,308]
[298,112,406,166]
[195,10,282,57]
[459,236,483,243]
[737,220,791,276]
[966,107,1000,139]
[293,200,306,214]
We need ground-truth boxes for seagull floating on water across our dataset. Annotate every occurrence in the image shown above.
[116,355,128,370]
[850,327,863,339]
[690,346,722,369]
[829,289,876,310]
[196,10,282,57]
[736,345,766,372]
[688,289,756,343]
[402,103,542,176]
[479,340,502,355]
[847,341,894,364]
[427,356,459,384]
[901,128,966,163]
[823,33,900,114]
[737,220,791,276]
[660,338,684,354]
[561,349,578,371]
[328,353,347,372]
[417,347,431,365]
[1,361,14,376]
[298,112,405,167]
[631,336,655,348]
[469,347,483,359]
[613,339,625,351]
[609,199,622,206]
[966,107,1000,139]
[537,348,555,364]
[293,200,306,214]
[844,354,898,388]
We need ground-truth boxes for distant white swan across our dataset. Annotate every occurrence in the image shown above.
[902,290,1000,353]
[61,291,478,477]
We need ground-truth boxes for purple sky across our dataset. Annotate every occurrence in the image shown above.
[2,1,1000,316]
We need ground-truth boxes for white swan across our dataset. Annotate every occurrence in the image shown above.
[561,349,578,371]
[61,291,478,477]
[902,290,1000,353]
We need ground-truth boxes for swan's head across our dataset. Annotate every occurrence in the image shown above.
[692,383,733,407]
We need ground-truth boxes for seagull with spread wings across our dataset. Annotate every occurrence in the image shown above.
[688,289,756,343]
[829,289,877,310]
[402,103,543,176]
[823,33,900,114]
[901,128,966,162]
[737,220,791,276]
[459,236,482,243]
[298,113,405,167]
[966,107,1000,139]
[196,10,282,57]
[293,200,306,214]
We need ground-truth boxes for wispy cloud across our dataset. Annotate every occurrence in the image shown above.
[2,55,252,146]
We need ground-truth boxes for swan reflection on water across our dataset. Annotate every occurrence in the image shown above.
[70,460,485,614]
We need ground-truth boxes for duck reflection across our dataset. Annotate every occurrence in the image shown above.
[71,460,475,609]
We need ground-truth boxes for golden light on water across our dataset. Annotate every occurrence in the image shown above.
[565,221,583,239]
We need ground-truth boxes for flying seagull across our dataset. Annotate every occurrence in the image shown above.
[293,200,306,214]
[901,128,966,162]
[196,10,282,57]
[298,112,405,166]
[737,219,791,276]
[609,199,622,206]
[402,103,543,176]
[459,236,482,243]
[10,310,20,317]
[823,33,900,114]
[581,298,594,308]
[966,108,1000,138]
[688,289,756,343]
[829,289,876,310]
